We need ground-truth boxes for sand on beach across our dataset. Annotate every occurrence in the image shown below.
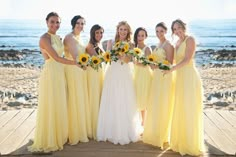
[0,65,235,110]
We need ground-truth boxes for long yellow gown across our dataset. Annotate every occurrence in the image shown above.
[28,33,68,152]
[170,37,204,156]
[64,35,91,144]
[133,46,152,111]
[143,46,175,149]
[87,56,104,140]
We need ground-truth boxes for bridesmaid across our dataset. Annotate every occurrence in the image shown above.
[163,19,204,156]
[85,24,105,140]
[28,12,76,152]
[133,27,152,126]
[143,22,175,149]
[63,15,91,144]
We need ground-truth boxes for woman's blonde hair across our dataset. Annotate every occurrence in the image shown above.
[114,21,132,43]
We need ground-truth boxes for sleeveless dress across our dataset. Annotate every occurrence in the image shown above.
[170,37,204,156]
[143,42,175,149]
[87,46,104,140]
[133,46,152,110]
[28,33,68,152]
[64,35,91,144]
[97,57,142,145]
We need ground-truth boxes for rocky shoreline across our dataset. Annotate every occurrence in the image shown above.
[0,48,235,111]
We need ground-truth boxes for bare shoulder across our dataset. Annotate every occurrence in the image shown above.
[39,33,51,48]
[64,33,73,40]
[63,33,74,44]
[86,43,93,51]
[144,46,152,55]
[186,36,195,43]
[40,33,50,41]
[163,40,174,50]
[145,46,152,52]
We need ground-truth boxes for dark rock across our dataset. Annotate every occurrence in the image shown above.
[7,101,22,107]
[213,101,229,107]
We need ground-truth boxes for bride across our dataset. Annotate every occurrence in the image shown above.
[96,21,142,145]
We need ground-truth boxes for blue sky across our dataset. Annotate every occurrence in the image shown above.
[1,0,235,27]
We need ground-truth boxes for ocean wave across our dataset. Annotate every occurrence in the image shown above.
[199,35,236,38]
[0,35,38,38]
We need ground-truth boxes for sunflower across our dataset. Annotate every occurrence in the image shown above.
[163,60,170,65]
[114,41,120,49]
[103,52,111,63]
[147,54,158,62]
[133,47,142,55]
[78,53,89,65]
[123,42,129,53]
[91,56,101,65]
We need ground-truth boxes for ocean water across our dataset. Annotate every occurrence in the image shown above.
[0,19,236,51]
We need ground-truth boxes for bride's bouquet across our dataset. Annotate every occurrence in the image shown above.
[110,41,130,61]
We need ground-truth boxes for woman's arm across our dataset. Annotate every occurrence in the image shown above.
[164,42,174,64]
[164,36,196,74]
[86,43,96,56]
[63,34,79,61]
[40,35,76,65]
[106,39,113,51]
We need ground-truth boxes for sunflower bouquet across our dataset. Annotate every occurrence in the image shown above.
[76,53,90,68]
[158,60,172,70]
[108,41,131,63]
[89,55,103,71]
[140,54,172,70]
[139,54,158,66]
[129,47,142,61]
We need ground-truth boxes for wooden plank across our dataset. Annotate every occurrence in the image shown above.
[57,141,181,157]
[230,111,236,117]
[11,127,35,155]
[0,110,7,117]
[205,110,236,145]
[0,110,20,128]
[0,109,34,144]
[204,112,236,155]
[0,110,36,155]
[216,110,236,128]
[204,131,225,155]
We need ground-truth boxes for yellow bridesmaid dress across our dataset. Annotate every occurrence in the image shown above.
[170,37,204,156]
[133,46,152,110]
[64,35,91,144]
[87,62,103,140]
[143,43,175,149]
[28,33,68,152]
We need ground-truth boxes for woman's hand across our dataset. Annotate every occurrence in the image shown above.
[150,64,158,70]
[162,66,174,76]
[76,63,87,70]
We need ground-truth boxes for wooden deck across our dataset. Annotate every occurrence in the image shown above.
[0,109,235,157]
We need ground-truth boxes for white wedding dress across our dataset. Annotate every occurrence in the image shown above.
[97,61,142,145]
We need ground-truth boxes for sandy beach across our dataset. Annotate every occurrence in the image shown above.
[0,63,235,111]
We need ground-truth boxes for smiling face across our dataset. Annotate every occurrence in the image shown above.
[172,22,185,38]
[74,18,85,33]
[46,16,60,34]
[94,28,104,42]
[118,25,129,41]
[155,26,166,40]
[137,30,147,44]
